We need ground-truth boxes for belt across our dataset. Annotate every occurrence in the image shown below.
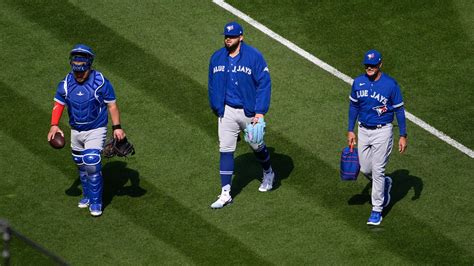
[359,123,387,130]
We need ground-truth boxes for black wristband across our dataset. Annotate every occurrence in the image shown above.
[400,134,407,138]
[112,124,122,130]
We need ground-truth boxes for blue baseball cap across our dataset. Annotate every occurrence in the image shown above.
[70,44,95,58]
[363,49,382,65]
[222,22,243,36]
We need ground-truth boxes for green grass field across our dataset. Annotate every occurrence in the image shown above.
[0,0,473,264]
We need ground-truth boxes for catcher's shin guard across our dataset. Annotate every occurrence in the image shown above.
[82,149,103,205]
[73,151,90,200]
[78,165,89,199]
[88,173,103,205]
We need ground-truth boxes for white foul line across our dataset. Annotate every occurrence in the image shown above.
[213,0,474,158]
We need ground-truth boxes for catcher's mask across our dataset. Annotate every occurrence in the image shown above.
[69,44,95,72]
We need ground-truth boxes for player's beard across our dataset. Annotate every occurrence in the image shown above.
[225,40,240,53]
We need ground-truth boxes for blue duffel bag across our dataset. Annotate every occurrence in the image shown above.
[340,145,360,181]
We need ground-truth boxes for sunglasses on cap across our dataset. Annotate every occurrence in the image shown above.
[224,35,240,39]
[364,64,380,69]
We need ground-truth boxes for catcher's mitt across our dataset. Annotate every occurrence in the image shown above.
[103,137,135,158]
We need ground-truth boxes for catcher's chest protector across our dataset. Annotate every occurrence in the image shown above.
[65,72,105,124]
[340,147,360,181]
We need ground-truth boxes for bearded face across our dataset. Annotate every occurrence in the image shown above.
[224,35,242,53]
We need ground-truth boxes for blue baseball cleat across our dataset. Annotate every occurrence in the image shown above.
[89,203,102,217]
[382,176,392,207]
[78,198,90,208]
[367,211,382,225]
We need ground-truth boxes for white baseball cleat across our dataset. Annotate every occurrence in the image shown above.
[259,170,275,192]
[89,204,103,217]
[210,193,232,209]
[78,198,90,209]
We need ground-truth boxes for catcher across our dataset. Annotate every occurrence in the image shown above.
[47,44,133,217]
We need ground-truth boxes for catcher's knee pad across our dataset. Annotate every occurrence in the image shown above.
[82,149,102,174]
[83,149,101,165]
[72,150,84,166]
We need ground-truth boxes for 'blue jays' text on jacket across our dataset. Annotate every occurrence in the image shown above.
[54,70,116,131]
[208,42,271,117]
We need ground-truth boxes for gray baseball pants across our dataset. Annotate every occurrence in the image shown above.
[357,123,393,212]
[71,127,107,151]
[219,105,263,152]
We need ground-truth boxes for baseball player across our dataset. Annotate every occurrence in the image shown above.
[347,49,407,225]
[47,44,127,217]
[208,22,275,208]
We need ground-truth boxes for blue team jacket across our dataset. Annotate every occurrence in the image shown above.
[208,42,271,117]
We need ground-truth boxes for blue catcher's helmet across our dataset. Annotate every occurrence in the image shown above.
[70,44,95,72]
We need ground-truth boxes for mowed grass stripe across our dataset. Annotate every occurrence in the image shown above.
[214,0,474,159]
[2,33,467,264]
[225,0,474,150]
[2,0,472,264]
[264,134,471,264]
[0,82,271,264]
[4,0,215,138]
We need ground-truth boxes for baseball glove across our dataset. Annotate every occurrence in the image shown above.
[103,137,135,158]
[244,117,266,145]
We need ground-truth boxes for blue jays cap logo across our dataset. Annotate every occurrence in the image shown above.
[363,49,382,65]
[222,22,243,36]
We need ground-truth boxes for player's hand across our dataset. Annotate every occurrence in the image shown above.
[347,131,356,147]
[113,129,126,141]
[252,114,264,125]
[399,136,407,153]
[48,125,64,141]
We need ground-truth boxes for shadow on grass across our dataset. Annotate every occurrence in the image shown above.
[0,82,269,264]
[232,147,294,198]
[111,176,271,264]
[4,1,471,264]
[102,160,146,208]
[347,169,423,216]
[383,169,423,216]
[65,161,147,209]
